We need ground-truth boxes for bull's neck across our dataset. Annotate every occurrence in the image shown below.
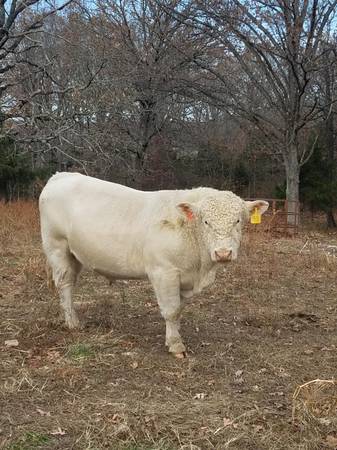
[184,221,216,272]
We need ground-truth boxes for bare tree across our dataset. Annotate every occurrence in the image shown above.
[81,0,208,183]
[0,0,75,134]
[162,0,337,223]
[317,36,337,227]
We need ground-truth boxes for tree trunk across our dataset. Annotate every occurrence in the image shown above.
[131,153,145,188]
[132,103,155,188]
[326,209,337,228]
[323,53,336,228]
[284,147,300,228]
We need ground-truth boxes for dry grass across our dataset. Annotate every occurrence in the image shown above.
[1,202,337,449]
[0,200,40,244]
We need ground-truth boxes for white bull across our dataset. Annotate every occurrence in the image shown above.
[39,172,268,358]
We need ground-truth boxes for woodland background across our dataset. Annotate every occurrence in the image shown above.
[1,0,337,226]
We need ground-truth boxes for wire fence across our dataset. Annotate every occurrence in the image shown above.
[246,198,300,234]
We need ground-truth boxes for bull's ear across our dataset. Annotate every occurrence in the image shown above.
[177,202,198,221]
[245,200,269,215]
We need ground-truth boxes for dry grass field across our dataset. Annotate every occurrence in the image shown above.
[1,201,337,450]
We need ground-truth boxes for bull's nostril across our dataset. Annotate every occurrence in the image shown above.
[224,250,232,260]
[215,249,232,261]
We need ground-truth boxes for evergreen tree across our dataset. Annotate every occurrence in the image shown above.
[300,140,337,227]
[0,137,34,201]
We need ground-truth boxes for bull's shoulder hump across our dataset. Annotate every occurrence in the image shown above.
[170,187,219,203]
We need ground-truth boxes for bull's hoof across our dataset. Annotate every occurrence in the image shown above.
[174,351,187,359]
[168,341,186,356]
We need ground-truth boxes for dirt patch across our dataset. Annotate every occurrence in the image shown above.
[1,202,337,449]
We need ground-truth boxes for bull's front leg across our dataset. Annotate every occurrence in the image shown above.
[149,269,186,358]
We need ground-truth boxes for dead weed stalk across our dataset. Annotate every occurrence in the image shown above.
[292,379,337,425]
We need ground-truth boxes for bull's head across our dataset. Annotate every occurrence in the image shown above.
[178,194,268,263]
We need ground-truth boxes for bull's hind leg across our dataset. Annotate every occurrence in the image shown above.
[46,240,82,329]
[46,261,54,289]
[149,269,186,358]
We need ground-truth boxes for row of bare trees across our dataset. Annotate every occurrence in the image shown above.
[164,0,337,223]
[1,0,337,223]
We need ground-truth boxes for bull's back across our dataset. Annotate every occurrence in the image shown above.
[39,173,154,277]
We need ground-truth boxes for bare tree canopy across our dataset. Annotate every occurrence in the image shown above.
[157,0,337,222]
[0,0,73,127]
[1,0,337,226]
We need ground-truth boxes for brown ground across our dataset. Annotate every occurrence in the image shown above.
[1,201,337,450]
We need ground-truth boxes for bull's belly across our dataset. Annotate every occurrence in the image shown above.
[76,252,146,279]
[68,236,147,280]
[94,268,147,280]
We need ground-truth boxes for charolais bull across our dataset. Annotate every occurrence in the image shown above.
[39,172,268,358]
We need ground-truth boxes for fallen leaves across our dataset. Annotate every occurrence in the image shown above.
[120,340,135,348]
[36,407,51,417]
[50,427,66,436]
[234,369,244,385]
[193,393,207,400]
[213,417,239,435]
[303,349,314,355]
[318,418,331,426]
[5,339,19,347]
[223,417,234,428]
[325,435,337,449]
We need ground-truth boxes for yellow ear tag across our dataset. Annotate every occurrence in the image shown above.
[250,207,261,224]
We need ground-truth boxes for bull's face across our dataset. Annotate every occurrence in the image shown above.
[178,195,269,264]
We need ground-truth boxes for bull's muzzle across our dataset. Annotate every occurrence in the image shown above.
[214,249,232,263]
